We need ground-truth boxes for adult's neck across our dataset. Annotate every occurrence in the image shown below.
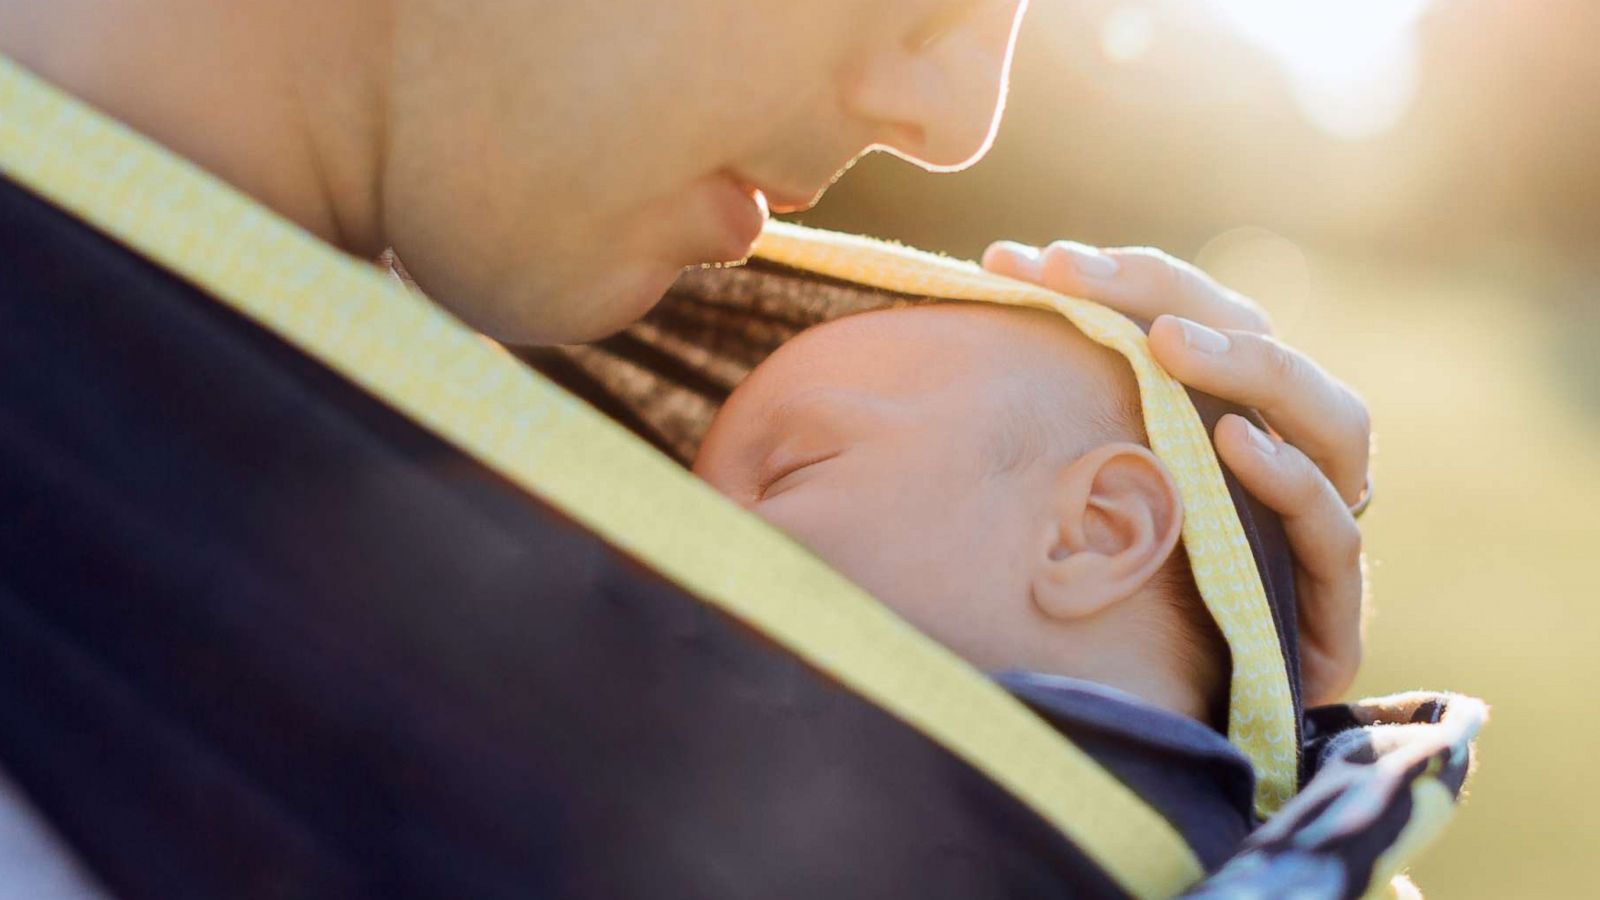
[0,0,389,256]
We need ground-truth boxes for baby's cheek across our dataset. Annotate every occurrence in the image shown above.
[753,486,865,563]
[915,478,1035,614]
[758,483,905,589]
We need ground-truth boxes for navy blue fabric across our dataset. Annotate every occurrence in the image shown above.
[0,175,1140,898]
[995,672,1256,872]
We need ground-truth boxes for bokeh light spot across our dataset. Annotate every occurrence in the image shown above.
[1101,5,1156,64]
[1194,226,1313,334]
[1205,0,1435,139]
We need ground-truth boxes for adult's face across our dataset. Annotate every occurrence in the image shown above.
[382,0,1030,344]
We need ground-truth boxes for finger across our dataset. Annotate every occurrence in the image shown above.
[981,240,1044,282]
[1215,414,1364,705]
[1151,315,1371,505]
[1034,242,1273,334]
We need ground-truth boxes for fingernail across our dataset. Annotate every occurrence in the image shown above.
[995,240,1041,263]
[1050,241,1120,279]
[1177,317,1230,354]
[992,241,1043,277]
[1246,422,1277,455]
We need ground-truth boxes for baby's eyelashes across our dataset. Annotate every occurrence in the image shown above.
[756,441,844,500]
[741,386,906,501]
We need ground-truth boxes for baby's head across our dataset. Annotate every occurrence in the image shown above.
[694,302,1226,723]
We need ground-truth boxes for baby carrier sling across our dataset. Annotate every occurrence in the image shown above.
[0,54,1481,899]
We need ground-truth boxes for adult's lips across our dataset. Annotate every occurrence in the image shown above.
[759,187,823,214]
[700,174,770,262]
[729,173,824,215]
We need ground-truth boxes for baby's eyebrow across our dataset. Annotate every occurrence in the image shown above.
[764,385,900,431]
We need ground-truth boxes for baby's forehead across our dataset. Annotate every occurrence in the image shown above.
[719,302,1141,453]
[769,302,1129,395]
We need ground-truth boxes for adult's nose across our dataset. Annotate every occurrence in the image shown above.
[845,0,1030,172]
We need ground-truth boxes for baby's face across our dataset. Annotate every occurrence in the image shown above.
[694,303,1128,669]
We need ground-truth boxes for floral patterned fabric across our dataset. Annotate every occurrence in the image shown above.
[1186,692,1486,898]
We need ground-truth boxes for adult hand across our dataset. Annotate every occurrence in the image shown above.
[983,240,1369,706]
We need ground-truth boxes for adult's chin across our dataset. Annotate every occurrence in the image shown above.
[463,258,682,348]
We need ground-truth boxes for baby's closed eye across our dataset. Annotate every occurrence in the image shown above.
[754,387,904,499]
[757,444,842,499]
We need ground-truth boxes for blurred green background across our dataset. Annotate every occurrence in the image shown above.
[787,1,1600,895]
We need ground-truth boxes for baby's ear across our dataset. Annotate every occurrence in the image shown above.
[1031,443,1184,621]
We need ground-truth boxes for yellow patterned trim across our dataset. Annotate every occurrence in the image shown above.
[753,223,1299,815]
[0,55,1209,897]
